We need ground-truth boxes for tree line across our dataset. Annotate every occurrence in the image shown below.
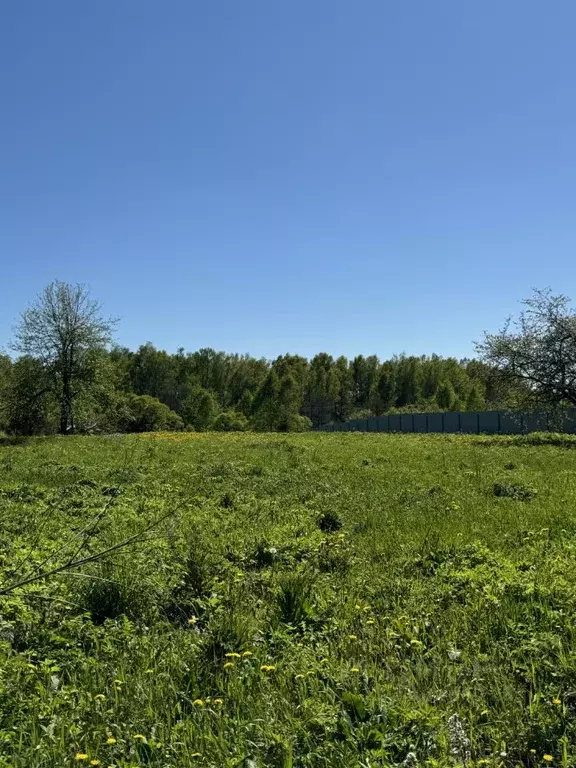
[1,282,573,435]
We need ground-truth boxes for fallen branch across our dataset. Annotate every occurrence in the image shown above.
[0,503,182,597]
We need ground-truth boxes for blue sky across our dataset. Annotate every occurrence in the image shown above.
[1,1,575,361]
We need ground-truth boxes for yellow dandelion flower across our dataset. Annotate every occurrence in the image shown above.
[223,661,234,669]
[543,756,553,763]
[241,651,253,657]
[348,634,357,640]
[354,604,362,610]
[187,617,197,625]
[530,750,536,754]
[90,761,100,766]
[106,737,116,745]
[366,619,376,625]
[296,642,303,647]
[351,667,360,673]
[133,734,146,741]
[306,670,315,676]
[193,699,204,707]
[214,698,223,705]
[225,652,241,658]
[75,755,88,762]
[94,694,105,701]
[260,665,276,672]
[552,698,561,705]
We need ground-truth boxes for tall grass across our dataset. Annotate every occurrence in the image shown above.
[0,432,575,766]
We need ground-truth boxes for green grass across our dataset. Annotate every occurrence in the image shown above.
[1,432,576,767]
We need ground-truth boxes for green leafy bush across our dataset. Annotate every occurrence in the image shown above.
[286,413,312,432]
[121,393,183,432]
[211,409,248,432]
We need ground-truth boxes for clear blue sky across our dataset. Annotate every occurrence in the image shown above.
[1,1,575,361]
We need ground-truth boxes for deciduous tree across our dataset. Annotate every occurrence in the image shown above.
[12,282,117,434]
[477,289,576,407]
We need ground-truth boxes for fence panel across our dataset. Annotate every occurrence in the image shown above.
[478,412,500,434]
[377,415,390,431]
[460,412,479,434]
[443,412,460,431]
[316,408,576,435]
[413,414,428,433]
[522,412,548,433]
[499,412,522,434]
[427,413,444,432]
[400,414,413,432]
[562,409,576,433]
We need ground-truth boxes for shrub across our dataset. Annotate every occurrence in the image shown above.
[182,386,219,431]
[347,409,373,421]
[122,394,183,432]
[286,414,312,432]
[212,410,248,432]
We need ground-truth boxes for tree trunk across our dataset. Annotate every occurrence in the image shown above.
[59,397,69,434]
[60,372,74,434]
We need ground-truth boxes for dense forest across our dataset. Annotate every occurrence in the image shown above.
[8,280,565,436]
[0,343,519,435]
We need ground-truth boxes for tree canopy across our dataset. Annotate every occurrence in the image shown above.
[477,288,576,408]
[0,281,539,436]
[12,281,117,433]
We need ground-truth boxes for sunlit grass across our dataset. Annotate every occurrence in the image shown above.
[0,432,575,766]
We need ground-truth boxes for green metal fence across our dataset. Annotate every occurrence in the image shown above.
[315,409,576,434]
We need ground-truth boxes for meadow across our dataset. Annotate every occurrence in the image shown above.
[1,432,576,767]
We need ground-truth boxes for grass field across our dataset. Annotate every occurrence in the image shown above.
[1,432,576,767]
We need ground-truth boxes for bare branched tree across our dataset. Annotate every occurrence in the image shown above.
[12,281,117,434]
[476,288,576,408]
